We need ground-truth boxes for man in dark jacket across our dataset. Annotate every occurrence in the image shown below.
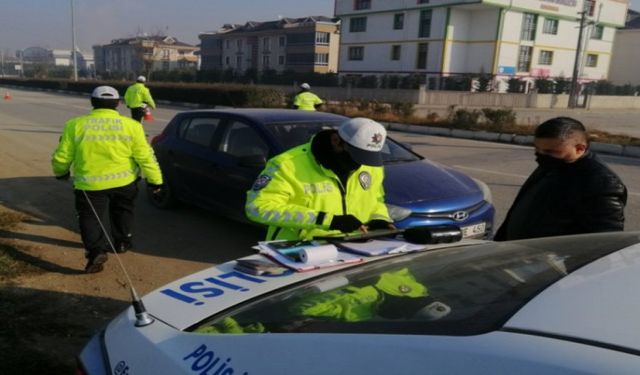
[494,117,627,241]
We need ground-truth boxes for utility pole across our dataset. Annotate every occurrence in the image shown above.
[568,1,591,108]
[70,0,78,81]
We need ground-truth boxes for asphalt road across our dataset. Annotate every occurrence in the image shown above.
[0,87,638,267]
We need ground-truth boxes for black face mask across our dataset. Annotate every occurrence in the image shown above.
[336,149,361,173]
[535,153,567,169]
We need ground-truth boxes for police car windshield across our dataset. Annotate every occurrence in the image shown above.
[268,121,420,163]
[190,232,639,336]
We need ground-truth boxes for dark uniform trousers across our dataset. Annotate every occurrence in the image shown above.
[74,181,138,258]
[129,107,145,123]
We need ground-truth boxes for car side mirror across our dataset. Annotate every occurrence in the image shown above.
[238,154,266,168]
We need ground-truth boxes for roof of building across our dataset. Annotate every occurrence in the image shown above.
[200,16,338,37]
[105,35,197,48]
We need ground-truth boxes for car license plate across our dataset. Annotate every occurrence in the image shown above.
[461,222,486,238]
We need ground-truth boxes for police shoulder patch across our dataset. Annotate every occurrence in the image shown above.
[252,175,272,191]
[358,171,372,190]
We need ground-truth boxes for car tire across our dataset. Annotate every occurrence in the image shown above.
[147,180,178,209]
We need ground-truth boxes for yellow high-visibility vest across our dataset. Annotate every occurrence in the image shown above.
[293,91,323,111]
[52,108,163,190]
[124,83,156,109]
[246,141,390,240]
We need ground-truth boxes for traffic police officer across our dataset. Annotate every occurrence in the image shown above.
[52,86,163,273]
[124,75,156,123]
[246,117,393,241]
[293,83,323,111]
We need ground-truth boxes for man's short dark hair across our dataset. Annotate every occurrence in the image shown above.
[91,97,119,110]
[535,117,587,141]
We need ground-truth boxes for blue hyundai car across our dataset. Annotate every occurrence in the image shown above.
[149,109,494,238]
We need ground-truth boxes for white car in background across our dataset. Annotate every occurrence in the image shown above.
[77,231,640,374]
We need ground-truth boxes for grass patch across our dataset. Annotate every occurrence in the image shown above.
[0,210,40,280]
[325,104,640,146]
[0,288,120,374]
[0,243,42,280]
[0,210,28,229]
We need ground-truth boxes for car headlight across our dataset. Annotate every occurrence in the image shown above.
[386,204,412,221]
[471,177,493,204]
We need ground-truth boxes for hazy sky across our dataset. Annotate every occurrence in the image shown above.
[0,0,334,54]
[0,0,638,55]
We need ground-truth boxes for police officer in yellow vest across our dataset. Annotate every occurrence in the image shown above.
[195,268,450,334]
[52,86,163,273]
[293,83,323,111]
[246,117,394,241]
[124,75,156,123]
[292,268,450,322]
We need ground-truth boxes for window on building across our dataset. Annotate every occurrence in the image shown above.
[237,39,243,50]
[538,50,553,65]
[391,45,401,60]
[393,13,404,30]
[586,54,598,67]
[521,13,538,41]
[354,0,371,10]
[225,56,230,65]
[279,36,286,47]
[591,25,604,40]
[418,0,430,3]
[226,40,230,49]
[418,10,432,38]
[350,17,368,32]
[517,46,533,72]
[416,43,428,69]
[316,32,330,45]
[262,55,270,68]
[236,56,242,70]
[315,53,329,65]
[287,33,315,45]
[162,49,170,59]
[348,46,364,61]
[287,53,314,65]
[263,37,270,51]
[278,55,285,65]
[542,18,558,35]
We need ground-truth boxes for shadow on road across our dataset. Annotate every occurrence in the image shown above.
[0,176,266,265]
[0,286,127,374]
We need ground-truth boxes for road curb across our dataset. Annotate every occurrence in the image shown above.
[384,122,640,159]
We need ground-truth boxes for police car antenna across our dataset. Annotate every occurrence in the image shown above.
[80,189,154,327]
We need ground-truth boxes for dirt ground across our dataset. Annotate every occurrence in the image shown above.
[0,118,264,373]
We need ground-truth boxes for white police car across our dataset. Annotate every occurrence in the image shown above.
[77,231,640,374]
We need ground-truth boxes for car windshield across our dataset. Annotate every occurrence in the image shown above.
[268,121,420,163]
[190,232,640,336]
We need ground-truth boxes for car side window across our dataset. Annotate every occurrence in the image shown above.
[219,121,269,158]
[180,117,221,147]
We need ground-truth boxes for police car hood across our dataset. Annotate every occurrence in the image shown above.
[504,242,640,352]
[141,254,362,330]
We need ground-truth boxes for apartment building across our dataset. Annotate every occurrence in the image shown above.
[608,9,640,85]
[199,16,340,73]
[19,46,94,71]
[335,0,627,87]
[93,35,198,75]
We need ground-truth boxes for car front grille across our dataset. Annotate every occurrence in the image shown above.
[411,201,488,221]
